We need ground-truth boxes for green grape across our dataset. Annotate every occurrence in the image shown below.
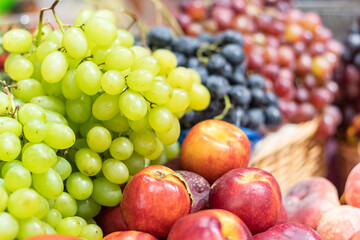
[118,90,147,121]
[92,46,111,65]
[0,92,11,114]
[128,115,151,133]
[0,212,18,240]
[86,218,97,225]
[0,117,22,137]
[44,223,57,234]
[131,55,160,76]
[46,30,63,46]
[76,198,101,219]
[153,49,177,75]
[164,141,180,160]
[66,94,92,124]
[56,217,82,237]
[18,103,46,124]
[101,70,125,95]
[75,148,102,176]
[33,26,52,40]
[44,122,76,149]
[122,152,145,175]
[130,46,151,60]
[150,151,168,166]
[145,137,164,160]
[80,224,103,240]
[32,168,64,199]
[67,118,80,134]
[41,80,63,97]
[2,29,32,53]
[41,51,69,83]
[129,130,157,156]
[92,9,116,24]
[75,61,102,95]
[63,27,88,59]
[143,80,173,105]
[54,157,72,180]
[53,192,78,217]
[74,9,94,25]
[4,165,32,192]
[102,112,129,133]
[30,95,65,116]
[36,41,59,62]
[92,93,119,121]
[17,217,46,240]
[32,60,43,81]
[35,195,50,220]
[45,208,62,228]
[127,69,154,92]
[156,116,180,145]
[12,78,45,102]
[4,53,21,73]
[120,68,131,77]
[113,29,134,48]
[166,67,194,91]
[22,143,57,174]
[74,216,87,228]
[45,110,68,125]
[165,88,190,113]
[79,116,102,138]
[102,158,129,184]
[7,55,34,81]
[1,160,22,177]
[66,172,93,200]
[148,106,174,133]
[91,177,122,207]
[84,17,117,46]
[8,188,41,219]
[86,126,112,153]
[0,132,21,162]
[105,47,134,71]
[0,186,8,212]
[189,83,211,111]
[188,68,201,84]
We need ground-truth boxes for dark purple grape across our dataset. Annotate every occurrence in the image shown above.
[147,26,173,48]
[346,33,360,51]
[354,52,360,68]
[205,75,229,99]
[221,43,245,65]
[187,57,201,68]
[341,48,354,63]
[191,65,209,84]
[174,52,187,67]
[228,85,251,107]
[224,107,249,127]
[206,54,227,73]
[265,91,279,106]
[229,72,247,85]
[223,63,233,79]
[171,36,200,56]
[245,108,265,130]
[215,30,244,46]
[265,105,282,126]
[198,32,215,43]
[248,74,266,89]
[250,88,266,107]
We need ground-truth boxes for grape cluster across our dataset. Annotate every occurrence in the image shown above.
[147,27,282,131]
[335,17,360,143]
[0,5,209,240]
[177,0,343,138]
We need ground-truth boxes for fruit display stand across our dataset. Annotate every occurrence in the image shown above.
[249,118,326,193]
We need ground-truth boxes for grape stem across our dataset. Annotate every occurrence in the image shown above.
[36,0,65,46]
[0,80,18,118]
[214,95,232,120]
[120,9,149,48]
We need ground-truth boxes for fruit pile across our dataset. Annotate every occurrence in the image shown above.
[334,16,360,144]
[147,26,282,131]
[177,0,343,138]
[0,2,210,239]
[99,119,360,240]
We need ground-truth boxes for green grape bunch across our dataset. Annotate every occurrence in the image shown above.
[0,1,211,239]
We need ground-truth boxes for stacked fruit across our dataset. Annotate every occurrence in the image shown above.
[177,0,343,138]
[0,3,210,239]
[334,17,360,144]
[147,26,282,131]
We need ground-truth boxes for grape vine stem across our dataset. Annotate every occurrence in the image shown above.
[214,95,232,120]
[0,80,18,118]
[36,0,65,46]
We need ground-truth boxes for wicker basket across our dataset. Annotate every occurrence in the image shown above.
[249,119,327,193]
[333,141,360,195]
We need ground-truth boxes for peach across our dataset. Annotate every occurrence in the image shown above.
[350,231,360,240]
[316,205,360,240]
[103,230,157,240]
[283,177,340,229]
[345,163,360,207]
